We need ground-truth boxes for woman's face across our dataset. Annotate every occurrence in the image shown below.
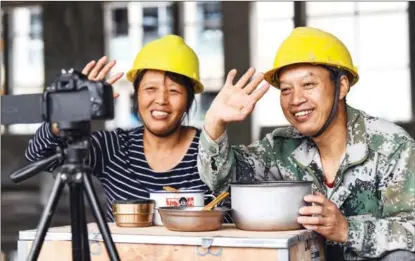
[137,70,188,137]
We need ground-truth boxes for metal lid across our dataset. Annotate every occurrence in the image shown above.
[112,199,155,204]
[229,181,312,187]
[149,189,205,194]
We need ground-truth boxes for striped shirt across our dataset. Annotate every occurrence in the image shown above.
[25,123,233,223]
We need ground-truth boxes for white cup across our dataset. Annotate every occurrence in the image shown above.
[149,189,212,226]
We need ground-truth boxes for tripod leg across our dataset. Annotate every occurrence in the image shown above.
[26,173,66,261]
[69,182,91,261]
[79,188,92,261]
[82,173,120,261]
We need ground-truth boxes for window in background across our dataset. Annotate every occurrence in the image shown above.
[183,1,224,127]
[29,11,42,40]
[251,2,294,140]
[104,2,174,130]
[306,2,411,122]
[8,6,44,134]
[112,7,128,37]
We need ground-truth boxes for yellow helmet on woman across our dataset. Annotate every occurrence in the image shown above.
[126,35,204,93]
[264,27,359,88]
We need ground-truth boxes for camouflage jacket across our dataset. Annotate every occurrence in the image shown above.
[197,105,415,260]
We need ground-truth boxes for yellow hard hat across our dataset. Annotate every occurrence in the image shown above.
[264,27,359,88]
[126,35,204,93]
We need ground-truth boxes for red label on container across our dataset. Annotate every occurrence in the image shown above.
[166,197,194,206]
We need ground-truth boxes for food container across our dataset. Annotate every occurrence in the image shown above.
[112,199,155,227]
[158,206,230,232]
[149,189,213,226]
[230,181,312,231]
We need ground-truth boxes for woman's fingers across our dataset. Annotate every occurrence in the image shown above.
[96,60,116,81]
[88,56,108,80]
[107,72,124,85]
[81,60,96,76]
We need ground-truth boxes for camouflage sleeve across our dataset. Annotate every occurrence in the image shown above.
[197,128,282,194]
[345,141,415,258]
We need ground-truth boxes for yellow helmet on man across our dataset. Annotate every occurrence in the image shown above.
[126,35,204,94]
[264,27,359,88]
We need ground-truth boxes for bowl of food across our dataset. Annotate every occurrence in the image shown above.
[158,206,230,232]
[112,199,155,227]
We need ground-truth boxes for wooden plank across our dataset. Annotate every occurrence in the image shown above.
[20,223,326,261]
[24,241,286,261]
[290,237,326,261]
[23,222,307,239]
[20,223,316,249]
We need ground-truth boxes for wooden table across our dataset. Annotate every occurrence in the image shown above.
[18,223,325,261]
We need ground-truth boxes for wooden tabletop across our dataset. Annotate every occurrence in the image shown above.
[19,223,317,249]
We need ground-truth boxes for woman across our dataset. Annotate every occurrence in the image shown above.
[25,35,232,223]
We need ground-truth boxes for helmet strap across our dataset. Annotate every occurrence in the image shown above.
[311,69,344,138]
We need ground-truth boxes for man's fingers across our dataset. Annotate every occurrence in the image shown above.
[243,73,265,94]
[107,72,124,85]
[299,205,325,216]
[82,60,96,76]
[235,67,256,89]
[89,56,108,79]
[304,225,329,236]
[304,194,327,205]
[240,100,256,117]
[225,69,237,87]
[303,225,318,231]
[297,215,325,226]
[250,82,270,102]
[113,93,120,98]
[96,60,116,81]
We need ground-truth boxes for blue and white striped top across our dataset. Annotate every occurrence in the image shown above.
[25,123,233,223]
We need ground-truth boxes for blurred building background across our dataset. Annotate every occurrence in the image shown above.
[1,1,414,260]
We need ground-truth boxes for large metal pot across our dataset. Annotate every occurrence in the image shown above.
[230,181,312,231]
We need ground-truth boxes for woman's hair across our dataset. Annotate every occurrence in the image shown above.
[132,69,196,122]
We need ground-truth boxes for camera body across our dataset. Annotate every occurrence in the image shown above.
[43,69,114,122]
[1,68,114,126]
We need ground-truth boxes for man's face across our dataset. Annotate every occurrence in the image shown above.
[279,64,335,136]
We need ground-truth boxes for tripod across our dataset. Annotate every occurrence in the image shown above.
[10,122,120,261]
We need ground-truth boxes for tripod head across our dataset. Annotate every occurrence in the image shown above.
[9,121,92,184]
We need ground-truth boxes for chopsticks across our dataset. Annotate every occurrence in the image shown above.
[202,192,229,211]
[163,186,179,192]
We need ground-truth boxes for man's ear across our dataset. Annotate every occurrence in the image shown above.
[339,75,350,101]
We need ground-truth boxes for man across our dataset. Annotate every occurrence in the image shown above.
[197,27,415,260]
